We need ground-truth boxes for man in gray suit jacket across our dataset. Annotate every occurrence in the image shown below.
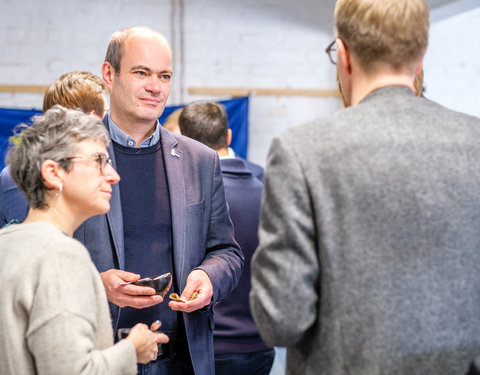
[250,0,480,374]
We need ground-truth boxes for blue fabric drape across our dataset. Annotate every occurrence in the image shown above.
[0,96,249,170]
[0,108,42,168]
[159,96,249,159]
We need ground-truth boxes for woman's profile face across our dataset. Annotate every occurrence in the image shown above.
[61,139,120,220]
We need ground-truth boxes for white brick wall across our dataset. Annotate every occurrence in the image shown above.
[0,0,479,169]
[0,0,172,95]
[423,6,480,118]
[181,0,341,165]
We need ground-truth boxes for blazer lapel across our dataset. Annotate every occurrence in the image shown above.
[160,128,187,289]
[103,116,125,270]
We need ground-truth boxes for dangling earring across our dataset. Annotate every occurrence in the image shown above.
[55,183,63,197]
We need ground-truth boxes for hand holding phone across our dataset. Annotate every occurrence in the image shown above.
[130,272,172,297]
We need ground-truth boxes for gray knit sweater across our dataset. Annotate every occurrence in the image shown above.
[0,221,137,374]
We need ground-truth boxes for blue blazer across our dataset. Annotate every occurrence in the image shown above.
[213,158,268,354]
[0,165,28,224]
[242,158,264,183]
[0,119,244,375]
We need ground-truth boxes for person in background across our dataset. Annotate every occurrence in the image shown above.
[42,71,108,115]
[414,68,425,97]
[179,100,274,375]
[163,107,183,134]
[0,106,168,374]
[250,0,480,374]
[230,146,264,183]
[166,105,264,182]
[0,71,108,225]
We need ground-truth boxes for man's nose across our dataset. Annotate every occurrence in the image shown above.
[145,75,163,95]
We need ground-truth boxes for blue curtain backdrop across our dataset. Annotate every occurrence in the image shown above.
[159,96,249,159]
[0,96,249,170]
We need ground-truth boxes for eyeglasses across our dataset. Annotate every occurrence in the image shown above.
[325,39,337,65]
[63,153,113,175]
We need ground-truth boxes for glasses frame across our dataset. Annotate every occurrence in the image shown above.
[63,153,113,175]
[325,39,337,65]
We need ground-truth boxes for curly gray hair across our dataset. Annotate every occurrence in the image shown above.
[7,105,110,209]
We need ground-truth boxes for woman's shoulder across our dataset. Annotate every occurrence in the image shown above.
[0,222,89,259]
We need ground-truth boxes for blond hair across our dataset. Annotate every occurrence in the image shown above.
[334,0,429,73]
[163,108,183,134]
[43,71,107,116]
[414,69,425,97]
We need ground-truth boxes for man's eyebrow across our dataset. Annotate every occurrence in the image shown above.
[130,65,152,72]
[130,65,173,75]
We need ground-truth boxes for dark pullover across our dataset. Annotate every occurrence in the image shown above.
[113,141,179,336]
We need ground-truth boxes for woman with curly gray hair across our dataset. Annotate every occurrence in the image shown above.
[0,105,168,374]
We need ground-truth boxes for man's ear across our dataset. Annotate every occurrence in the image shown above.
[415,61,424,75]
[40,159,64,191]
[415,46,427,75]
[336,39,352,75]
[101,61,115,92]
[227,128,232,146]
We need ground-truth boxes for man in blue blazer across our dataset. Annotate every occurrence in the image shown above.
[0,27,243,375]
[80,26,244,375]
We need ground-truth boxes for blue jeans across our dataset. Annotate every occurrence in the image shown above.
[137,357,194,375]
[215,349,275,375]
[137,340,194,375]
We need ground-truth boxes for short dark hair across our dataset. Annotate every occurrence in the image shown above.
[179,101,228,151]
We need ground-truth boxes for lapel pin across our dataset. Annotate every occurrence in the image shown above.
[171,149,180,158]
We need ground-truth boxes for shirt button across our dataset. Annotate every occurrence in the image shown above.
[128,141,134,146]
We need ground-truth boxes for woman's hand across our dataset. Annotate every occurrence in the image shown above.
[125,323,169,364]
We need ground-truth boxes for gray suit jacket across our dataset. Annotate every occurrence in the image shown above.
[250,86,480,375]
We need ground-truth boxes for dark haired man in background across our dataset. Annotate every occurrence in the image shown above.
[180,100,274,375]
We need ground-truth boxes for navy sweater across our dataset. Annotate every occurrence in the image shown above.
[113,141,179,335]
